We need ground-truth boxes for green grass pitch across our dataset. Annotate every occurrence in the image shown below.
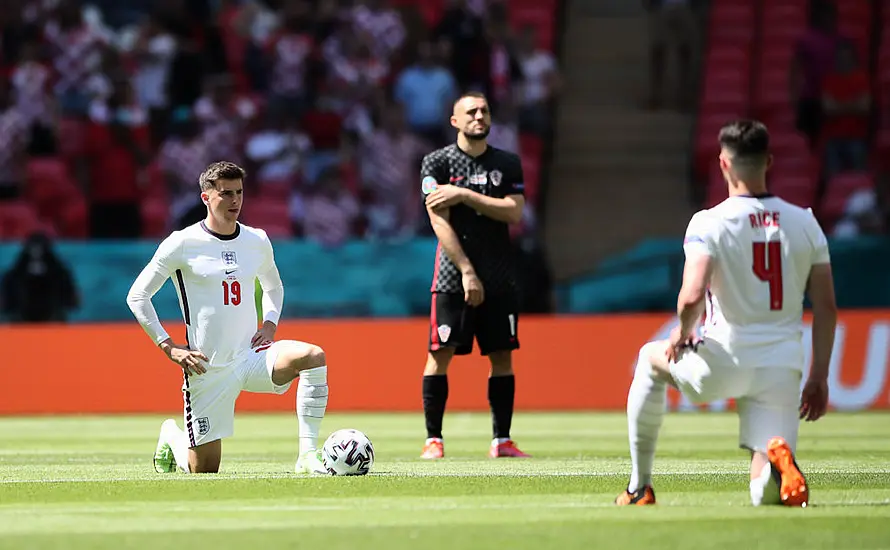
[1,412,888,549]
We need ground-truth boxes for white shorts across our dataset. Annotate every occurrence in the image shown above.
[669,337,803,453]
[181,341,293,447]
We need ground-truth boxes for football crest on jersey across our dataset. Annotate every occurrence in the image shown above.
[490,170,502,187]
[222,251,237,265]
[196,417,211,436]
[437,324,451,342]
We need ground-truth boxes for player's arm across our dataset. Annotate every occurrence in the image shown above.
[799,214,836,422]
[676,253,713,337]
[426,205,473,273]
[676,213,716,338]
[253,233,284,346]
[805,214,837,378]
[434,156,525,224]
[125,234,207,374]
[806,263,836,382]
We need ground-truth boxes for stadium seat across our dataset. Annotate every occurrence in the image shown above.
[240,198,291,229]
[26,157,70,185]
[769,174,818,208]
[140,198,169,238]
[0,201,42,240]
[57,117,87,160]
[820,171,876,223]
[256,179,295,201]
[57,197,89,239]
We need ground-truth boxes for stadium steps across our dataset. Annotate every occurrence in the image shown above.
[544,7,697,281]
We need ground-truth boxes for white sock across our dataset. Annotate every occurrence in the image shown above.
[626,348,667,492]
[750,462,781,506]
[297,366,328,455]
[163,421,191,473]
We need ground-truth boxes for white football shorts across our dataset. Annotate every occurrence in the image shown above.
[669,337,803,453]
[181,341,293,447]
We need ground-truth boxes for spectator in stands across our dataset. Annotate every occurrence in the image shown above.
[243,107,313,187]
[350,0,406,60]
[359,102,428,239]
[642,0,697,110]
[479,15,523,113]
[45,0,108,116]
[82,78,150,238]
[158,106,211,229]
[832,187,884,239]
[131,13,178,149]
[194,74,258,165]
[290,165,360,246]
[10,40,54,148]
[0,79,29,201]
[394,40,458,146]
[487,95,520,154]
[515,24,561,136]
[790,0,845,148]
[0,231,79,322]
[821,40,871,176]
[267,0,317,120]
[434,0,486,91]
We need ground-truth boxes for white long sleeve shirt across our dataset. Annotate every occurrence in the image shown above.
[126,221,284,368]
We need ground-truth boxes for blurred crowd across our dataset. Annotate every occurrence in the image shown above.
[788,0,887,239]
[0,0,561,246]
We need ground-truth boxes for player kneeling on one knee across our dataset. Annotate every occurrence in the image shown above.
[128,161,331,475]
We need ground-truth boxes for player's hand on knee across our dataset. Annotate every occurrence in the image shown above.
[167,345,208,375]
[462,271,484,306]
[799,377,828,422]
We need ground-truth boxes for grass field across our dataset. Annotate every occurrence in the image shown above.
[1,412,889,549]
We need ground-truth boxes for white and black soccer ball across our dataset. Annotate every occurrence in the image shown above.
[321,429,375,476]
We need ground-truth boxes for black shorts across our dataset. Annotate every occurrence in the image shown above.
[427,292,520,356]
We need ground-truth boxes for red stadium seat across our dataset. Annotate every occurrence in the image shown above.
[768,174,818,208]
[0,201,42,240]
[140,198,169,238]
[57,196,89,239]
[240,198,291,228]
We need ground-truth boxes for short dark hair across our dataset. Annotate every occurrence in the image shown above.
[454,91,488,108]
[718,120,770,163]
[198,161,246,192]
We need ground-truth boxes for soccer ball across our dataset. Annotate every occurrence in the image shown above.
[321,429,375,476]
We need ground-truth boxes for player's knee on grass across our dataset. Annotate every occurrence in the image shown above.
[272,341,326,386]
[189,440,222,473]
[424,348,454,376]
[488,350,513,376]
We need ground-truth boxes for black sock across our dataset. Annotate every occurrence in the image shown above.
[422,374,448,439]
[488,374,515,439]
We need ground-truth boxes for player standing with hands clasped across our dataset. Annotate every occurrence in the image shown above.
[419,92,530,459]
[127,161,330,475]
[614,121,836,508]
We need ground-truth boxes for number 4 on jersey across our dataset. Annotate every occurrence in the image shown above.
[751,241,783,310]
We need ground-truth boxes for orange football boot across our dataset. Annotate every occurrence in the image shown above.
[767,436,809,507]
[489,440,531,458]
[615,485,656,506]
[421,439,444,459]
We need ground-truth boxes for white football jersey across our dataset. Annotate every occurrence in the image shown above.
[683,195,831,370]
[127,222,284,368]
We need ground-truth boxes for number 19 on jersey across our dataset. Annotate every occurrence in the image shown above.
[222,280,241,306]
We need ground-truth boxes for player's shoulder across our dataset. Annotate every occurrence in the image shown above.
[235,222,271,243]
[486,145,522,168]
[422,144,458,164]
[486,145,521,162]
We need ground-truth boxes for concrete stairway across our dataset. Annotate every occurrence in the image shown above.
[543,1,698,281]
